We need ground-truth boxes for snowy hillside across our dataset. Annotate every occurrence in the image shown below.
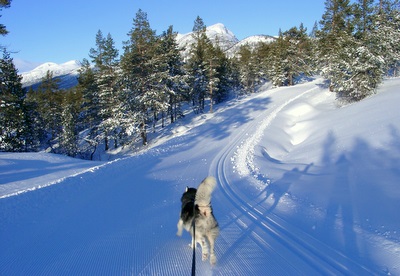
[21,60,81,89]
[1,77,399,275]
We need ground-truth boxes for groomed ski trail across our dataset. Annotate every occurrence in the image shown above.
[1,79,394,275]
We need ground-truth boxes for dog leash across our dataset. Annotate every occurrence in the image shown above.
[191,204,196,276]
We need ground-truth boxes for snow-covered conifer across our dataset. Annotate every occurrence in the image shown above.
[0,49,29,151]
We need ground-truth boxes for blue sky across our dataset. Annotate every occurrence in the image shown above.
[2,0,325,72]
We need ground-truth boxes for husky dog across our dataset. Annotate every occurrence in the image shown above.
[176,176,219,265]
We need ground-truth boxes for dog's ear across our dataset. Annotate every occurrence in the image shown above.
[185,186,189,192]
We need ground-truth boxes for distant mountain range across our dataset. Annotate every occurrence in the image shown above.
[21,23,275,90]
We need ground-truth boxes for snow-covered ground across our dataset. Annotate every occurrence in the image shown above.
[1,78,399,275]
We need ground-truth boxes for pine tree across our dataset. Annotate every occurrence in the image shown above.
[317,0,354,74]
[318,0,390,101]
[0,49,29,151]
[282,24,313,86]
[354,0,375,39]
[89,30,106,69]
[310,21,319,38]
[186,16,215,113]
[236,44,258,93]
[86,30,121,151]
[268,30,288,87]
[0,0,11,37]
[159,25,188,124]
[97,33,120,150]
[22,89,42,151]
[318,0,359,99]
[210,44,238,104]
[76,59,102,158]
[27,70,63,150]
[319,0,354,35]
[252,41,274,89]
[59,87,82,157]
[121,9,158,145]
[373,0,400,76]
[78,58,100,130]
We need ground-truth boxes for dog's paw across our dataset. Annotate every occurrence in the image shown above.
[176,231,182,237]
[202,253,208,261]
[210,254,217,265]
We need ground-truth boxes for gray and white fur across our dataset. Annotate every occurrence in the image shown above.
[176,176,219,265]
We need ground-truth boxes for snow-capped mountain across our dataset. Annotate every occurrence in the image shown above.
[177,23,239,58]
[21,24,275,89]
[21,60,81,89]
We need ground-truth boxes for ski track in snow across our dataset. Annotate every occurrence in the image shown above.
[1,78,400,275]
[210,81,378,274]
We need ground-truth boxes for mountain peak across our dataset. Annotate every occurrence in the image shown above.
[207,23,231,34]
[177,23,239,57]
[206,23,238,44]
[21,60,81,89]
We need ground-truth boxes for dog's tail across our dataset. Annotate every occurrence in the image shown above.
[195,176,217,206]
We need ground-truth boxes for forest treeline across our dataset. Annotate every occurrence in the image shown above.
[1,0,399,159]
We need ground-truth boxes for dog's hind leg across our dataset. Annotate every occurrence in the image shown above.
[199,236,209,261]
[207,233,217,265]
